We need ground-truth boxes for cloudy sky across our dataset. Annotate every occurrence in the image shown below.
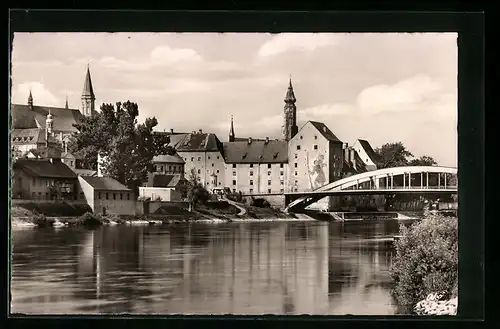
[11,32,457,166]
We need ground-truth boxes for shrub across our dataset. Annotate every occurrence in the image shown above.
[31,211,55,228]
[78,212,104,228]
[251,198,271,208]
[390,214,458,308]
[226,191,243,203]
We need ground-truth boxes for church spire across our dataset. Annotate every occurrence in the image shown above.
[65,95,69,109]
[81,64,95,117]
[229,115,235,142]
[28,89,33,109]
[282,76,298,141]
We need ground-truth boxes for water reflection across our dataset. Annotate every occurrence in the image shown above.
[11,220,407,315]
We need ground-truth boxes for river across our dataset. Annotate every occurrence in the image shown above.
[10,219,413,315]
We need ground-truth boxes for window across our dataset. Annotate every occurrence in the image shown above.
[98,192,102,199]
[233,171,236,176]
[70,160,74,167]
[45,192,49,199]
[233,189,236,193]
[314,145,318,150]
[297,145,301,150]
[232,164,236,168]
[268,171,271,175]
[198,157,201,161]
[154,165,157,171]
[314,135,318,140]
[250,164,253,168]
[250,171,253,176]
[219,182,221,185]
[38,192,42,199]
[280,188,284,193]
[217,156,220,159]
[280,163,284,168]
[268,180,271,185]
[32,178,36,185]
[216,170,219,173]
[160,166,164,172]
[295,171,298,176]
[249,189,253,194]
[127,193,130,200]
[268,188,272,193]
[268,164,272,169]
[250,180,253,186]
[300,135,303,139]
[208,156,211,160]
[294,163,298,168]
[280,180,284,185]
[106,193,109,200]
[294,188,298,192]
[191,157,194,161]
[113,193,116,200]
[206,182,209,185]
[212,163,214,167]
[294,154,298,159]
[120,193,123,200]
[198,169,201,174]
[232,180,236,185]
[173,166,176,172]
[295,180,298,186]
[169,165,172,171]
[207,169,209,173]
[280,171,284,176]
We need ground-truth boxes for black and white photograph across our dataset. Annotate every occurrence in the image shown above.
[10,31,459,316]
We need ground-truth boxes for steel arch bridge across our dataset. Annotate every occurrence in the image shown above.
[284,166,458,212]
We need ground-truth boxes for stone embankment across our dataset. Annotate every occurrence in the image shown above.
[414,293,457,316]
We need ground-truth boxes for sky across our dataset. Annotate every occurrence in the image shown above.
[10,32,457,167]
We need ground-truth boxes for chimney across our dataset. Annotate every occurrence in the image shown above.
[248,137,252,144]
[349,148,356,170]
[170,128,174,133]
[265,137,269,144]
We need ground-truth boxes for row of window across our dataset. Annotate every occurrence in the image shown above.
[97,191,131,201]
[247,188,284,194]
[185,155,221,162]
[30,191,83,200]
[231,163,285,169]
[232,170,285,177]
[295,145,318,151]
[232,179,284,186]
[154,164,183,173]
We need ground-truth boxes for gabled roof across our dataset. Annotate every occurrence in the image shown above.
[73,168,97,176]
[309,121,342,143]
[11,128,46,144]
[223,140,288,164]
[80,176,131,191]
[233,137,268,142]
[152,174,184,188]
[153,153,185,164]
[27,145,62,159]
[14,159,77,179]
[356,139,381,164]
[154,131,223,152]
[12,104,84,132]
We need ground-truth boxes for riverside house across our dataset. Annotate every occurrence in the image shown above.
[78,176,135,216]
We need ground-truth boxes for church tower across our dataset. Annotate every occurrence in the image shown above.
[229,115,235,142]
[28,89,33,110]
[81,64,95,117]
[282,77,298,141]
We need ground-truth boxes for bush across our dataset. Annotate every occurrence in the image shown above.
[390,214,458,308]
[226,191,243,203]
[250,198,271,208]
[78,212,104,228]
[31,211,55,227]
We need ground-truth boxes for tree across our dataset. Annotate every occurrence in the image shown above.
[186,168,209,212]
[374,142,414,169]
[69,101,175,194]
[409,155,438,166]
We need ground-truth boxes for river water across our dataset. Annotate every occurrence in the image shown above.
[10,219,412,315]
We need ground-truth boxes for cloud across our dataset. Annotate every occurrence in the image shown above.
[356,74,444,114]
[257,33,343,57]
[298,103,355,119]
[150,45,203,64]
[11,82,61,107]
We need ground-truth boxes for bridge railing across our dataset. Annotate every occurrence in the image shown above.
[341,185,458,191]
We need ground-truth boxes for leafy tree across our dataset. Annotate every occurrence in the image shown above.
[409,155,438,167]
[374,142,414,169]
[69,101,175,194]
[186,168,209,212]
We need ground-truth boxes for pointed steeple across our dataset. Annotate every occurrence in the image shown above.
[284,76,296,104]
[81,64,96,116]
[28,89,33,108]
[229,115,235,142]
[65,95,69,109]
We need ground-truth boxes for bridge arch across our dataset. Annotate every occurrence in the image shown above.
[285,166,457,212]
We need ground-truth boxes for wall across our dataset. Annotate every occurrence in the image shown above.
[11,199,88,205]
[78,176,95,211]
[224,162,288,195]
[93,190,135,215]
[138,187,181,202]
[178,150,225,190]
[352,140,378,171]
[13,143,39,155]
[288,122,330,193]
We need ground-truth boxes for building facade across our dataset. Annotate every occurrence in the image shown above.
[78,176,135,215]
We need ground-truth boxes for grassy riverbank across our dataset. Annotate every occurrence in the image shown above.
[11,200,297,228]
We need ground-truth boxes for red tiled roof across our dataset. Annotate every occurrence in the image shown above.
[14,159,77,179]
[80,176,131,191]
[223,140,288,164]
